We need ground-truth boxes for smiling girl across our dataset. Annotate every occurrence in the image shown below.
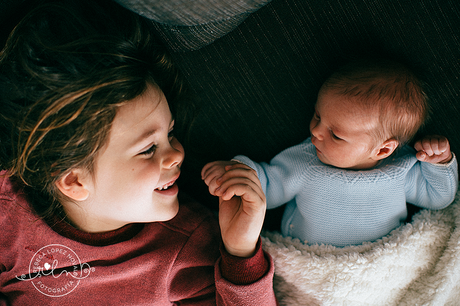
[0,0,277,304]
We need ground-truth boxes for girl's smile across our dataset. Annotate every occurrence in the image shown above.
[154,174,180,194]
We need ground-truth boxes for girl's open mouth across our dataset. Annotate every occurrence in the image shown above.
[154,175,180,196]
[157,180,175,191]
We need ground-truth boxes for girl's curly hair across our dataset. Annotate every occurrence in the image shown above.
[0,0,187,219]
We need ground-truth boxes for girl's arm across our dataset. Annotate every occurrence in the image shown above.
[210,162,266,258]
[211,162,278,305]
[171,191,277,306]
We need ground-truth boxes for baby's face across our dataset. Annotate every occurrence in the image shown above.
[310,89,380,169]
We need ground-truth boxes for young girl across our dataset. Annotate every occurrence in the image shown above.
[0,0,277,304]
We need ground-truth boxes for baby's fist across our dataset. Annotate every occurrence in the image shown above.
[414,135,452,164]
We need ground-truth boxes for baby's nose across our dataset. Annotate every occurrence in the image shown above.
[310,124,324,141]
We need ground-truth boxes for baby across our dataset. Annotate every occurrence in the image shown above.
[203,58,458,247]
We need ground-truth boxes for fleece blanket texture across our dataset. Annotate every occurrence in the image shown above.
[262,187,460,306]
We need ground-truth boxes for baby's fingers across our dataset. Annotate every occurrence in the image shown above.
[415,135,452,164]
[415,135,449,156]
[436,137,450,154]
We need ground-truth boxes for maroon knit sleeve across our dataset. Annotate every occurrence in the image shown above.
[219,237,269,285]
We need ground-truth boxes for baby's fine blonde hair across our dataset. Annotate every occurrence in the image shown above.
[320,58,429,147]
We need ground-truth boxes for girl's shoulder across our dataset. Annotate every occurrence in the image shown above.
[0,170,30,208]
[0,170,13,196]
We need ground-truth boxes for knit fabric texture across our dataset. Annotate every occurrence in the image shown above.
[235,137,458,247]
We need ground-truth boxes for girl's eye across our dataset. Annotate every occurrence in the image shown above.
[168,128,174,141]
[141,144,157,156]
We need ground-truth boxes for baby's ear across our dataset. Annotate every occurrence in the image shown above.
[372,139,399,161]
[55,169,90,201]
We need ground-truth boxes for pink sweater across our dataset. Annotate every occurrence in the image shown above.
[0,173,277,305]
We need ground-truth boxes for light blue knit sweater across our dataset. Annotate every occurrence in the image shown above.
[235,137,458,247]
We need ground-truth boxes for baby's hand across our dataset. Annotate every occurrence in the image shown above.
[201,160,239,195]
[414,135,453,164]
[202,162,266,258]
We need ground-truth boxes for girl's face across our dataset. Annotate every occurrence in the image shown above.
[65,84,184,232]
[309,89,381,170]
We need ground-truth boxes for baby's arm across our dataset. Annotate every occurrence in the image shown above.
[202,162,266,257]
[414,135,453,164]
[406,135,458,209]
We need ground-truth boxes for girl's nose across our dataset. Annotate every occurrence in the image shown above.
[163,138,184,169]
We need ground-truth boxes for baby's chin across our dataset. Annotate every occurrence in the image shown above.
[315,147,363,169]
[315,151,333,167]
[316,154,349,169]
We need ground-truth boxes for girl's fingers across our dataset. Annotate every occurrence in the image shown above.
[202,162,230,185]
[201,161,240,180]
[202,161,265,201]
[201,161,223,179]
[221,163,260,184]
[217,176,265,203]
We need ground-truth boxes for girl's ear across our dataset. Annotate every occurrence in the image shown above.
[372,139,399,161]
[55,169,90,201]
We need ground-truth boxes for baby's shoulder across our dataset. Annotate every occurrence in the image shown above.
[380,145,418,169]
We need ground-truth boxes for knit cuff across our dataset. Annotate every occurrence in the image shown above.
[219,237,269,285]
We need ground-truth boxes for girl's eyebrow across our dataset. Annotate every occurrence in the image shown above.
[137,129,157,143]
[133,118,174,146]
[130,129,158,151]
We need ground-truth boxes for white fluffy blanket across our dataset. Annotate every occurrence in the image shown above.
[262,188,460,306]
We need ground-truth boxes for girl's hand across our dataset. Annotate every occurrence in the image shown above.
[414,135,453,164]
[203,162,266,257]
[202,161,238,195]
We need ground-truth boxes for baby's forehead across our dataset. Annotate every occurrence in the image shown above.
[317,89,378,113]
[318,94,380,129]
